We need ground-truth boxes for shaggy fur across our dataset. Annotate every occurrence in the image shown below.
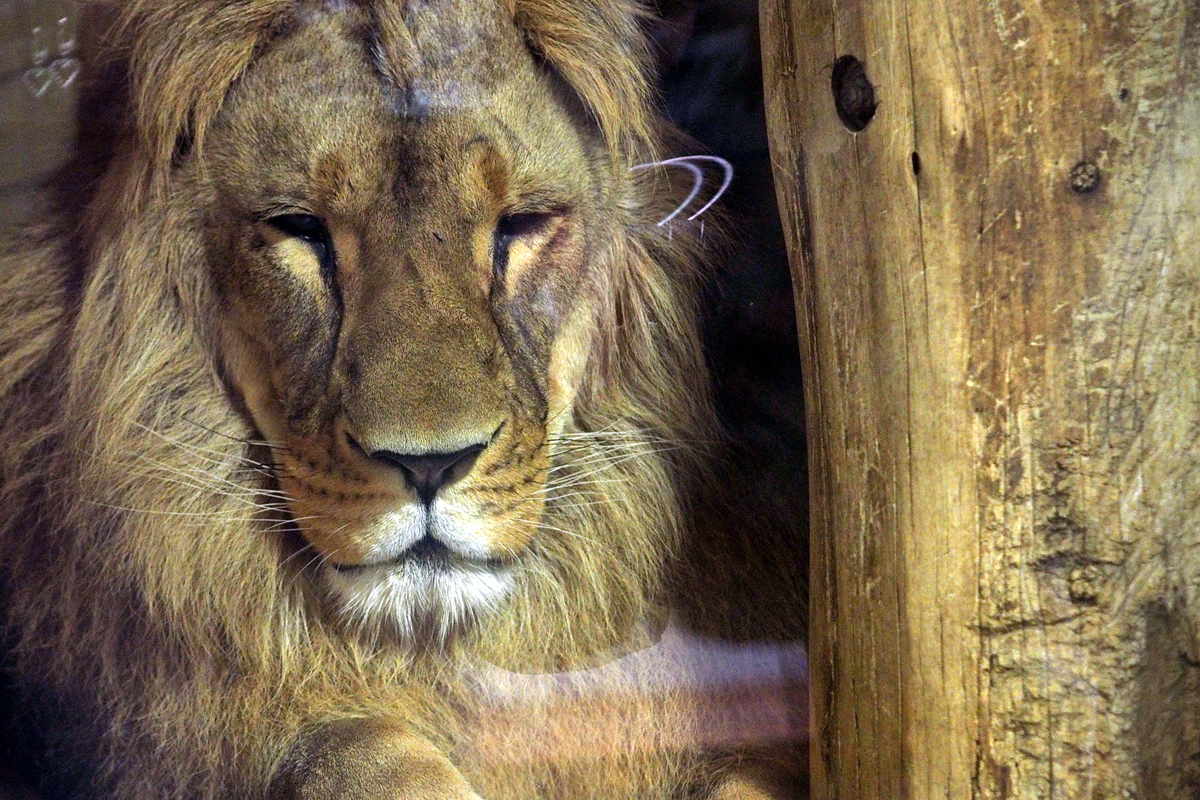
[0,1,786,798]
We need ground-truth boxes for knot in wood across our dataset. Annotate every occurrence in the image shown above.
[1069,161,1101,194]
[831,55,876,133]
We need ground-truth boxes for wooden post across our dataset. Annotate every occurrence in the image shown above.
[760,0,1200,796]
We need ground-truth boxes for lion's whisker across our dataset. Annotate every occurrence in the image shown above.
[133,420,276,466]
[82,500,288,524]
[176,414,291,453]
[504,517,608,550]
[279,542,319,572]
[121,462,293,509]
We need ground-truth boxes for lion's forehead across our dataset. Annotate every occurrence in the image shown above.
[215,7,577,216]
[389,0,520,111]
[293,1,527,120]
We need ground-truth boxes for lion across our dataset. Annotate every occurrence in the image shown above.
[0,1,803,798]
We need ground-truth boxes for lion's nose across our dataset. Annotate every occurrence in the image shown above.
[370,444,485,504]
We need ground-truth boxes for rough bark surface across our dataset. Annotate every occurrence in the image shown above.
[760,0,1200,796]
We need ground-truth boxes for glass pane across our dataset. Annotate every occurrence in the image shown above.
[0,0,77,226]
[0,2,808,798]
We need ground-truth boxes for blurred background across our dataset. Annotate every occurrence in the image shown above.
[653,0,808,644]
[0,0,78,226]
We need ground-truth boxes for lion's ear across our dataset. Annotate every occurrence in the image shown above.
[91,0,296,190]
[512,0,657,163]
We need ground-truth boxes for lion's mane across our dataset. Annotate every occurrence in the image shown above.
[0,1,724,798]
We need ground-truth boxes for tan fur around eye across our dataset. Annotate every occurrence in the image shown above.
[258,223,328,300]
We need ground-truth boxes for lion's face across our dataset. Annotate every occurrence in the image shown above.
[200,5,610,638]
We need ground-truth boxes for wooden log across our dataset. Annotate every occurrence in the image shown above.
[760,0,1200,796]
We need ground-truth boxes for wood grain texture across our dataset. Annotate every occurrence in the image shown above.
[761,0,1200,796]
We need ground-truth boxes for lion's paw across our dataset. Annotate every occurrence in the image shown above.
[271,722,484,800]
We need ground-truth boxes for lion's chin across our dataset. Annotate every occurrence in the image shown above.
[324,557,514,643]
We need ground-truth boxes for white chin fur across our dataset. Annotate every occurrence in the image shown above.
[325,559,513,641]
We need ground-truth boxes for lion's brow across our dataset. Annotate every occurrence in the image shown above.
[365,0,505,103]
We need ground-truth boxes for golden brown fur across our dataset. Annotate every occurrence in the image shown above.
[0,1,791,798]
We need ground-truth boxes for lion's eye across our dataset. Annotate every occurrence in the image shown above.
[267,213,333,268]
[493,212,553,280]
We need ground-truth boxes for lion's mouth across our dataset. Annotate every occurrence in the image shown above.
[328,535,516,574]
[323,534,519,638]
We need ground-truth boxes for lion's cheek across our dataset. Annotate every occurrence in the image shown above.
[545,302,599,438]
[215,319,294,443]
